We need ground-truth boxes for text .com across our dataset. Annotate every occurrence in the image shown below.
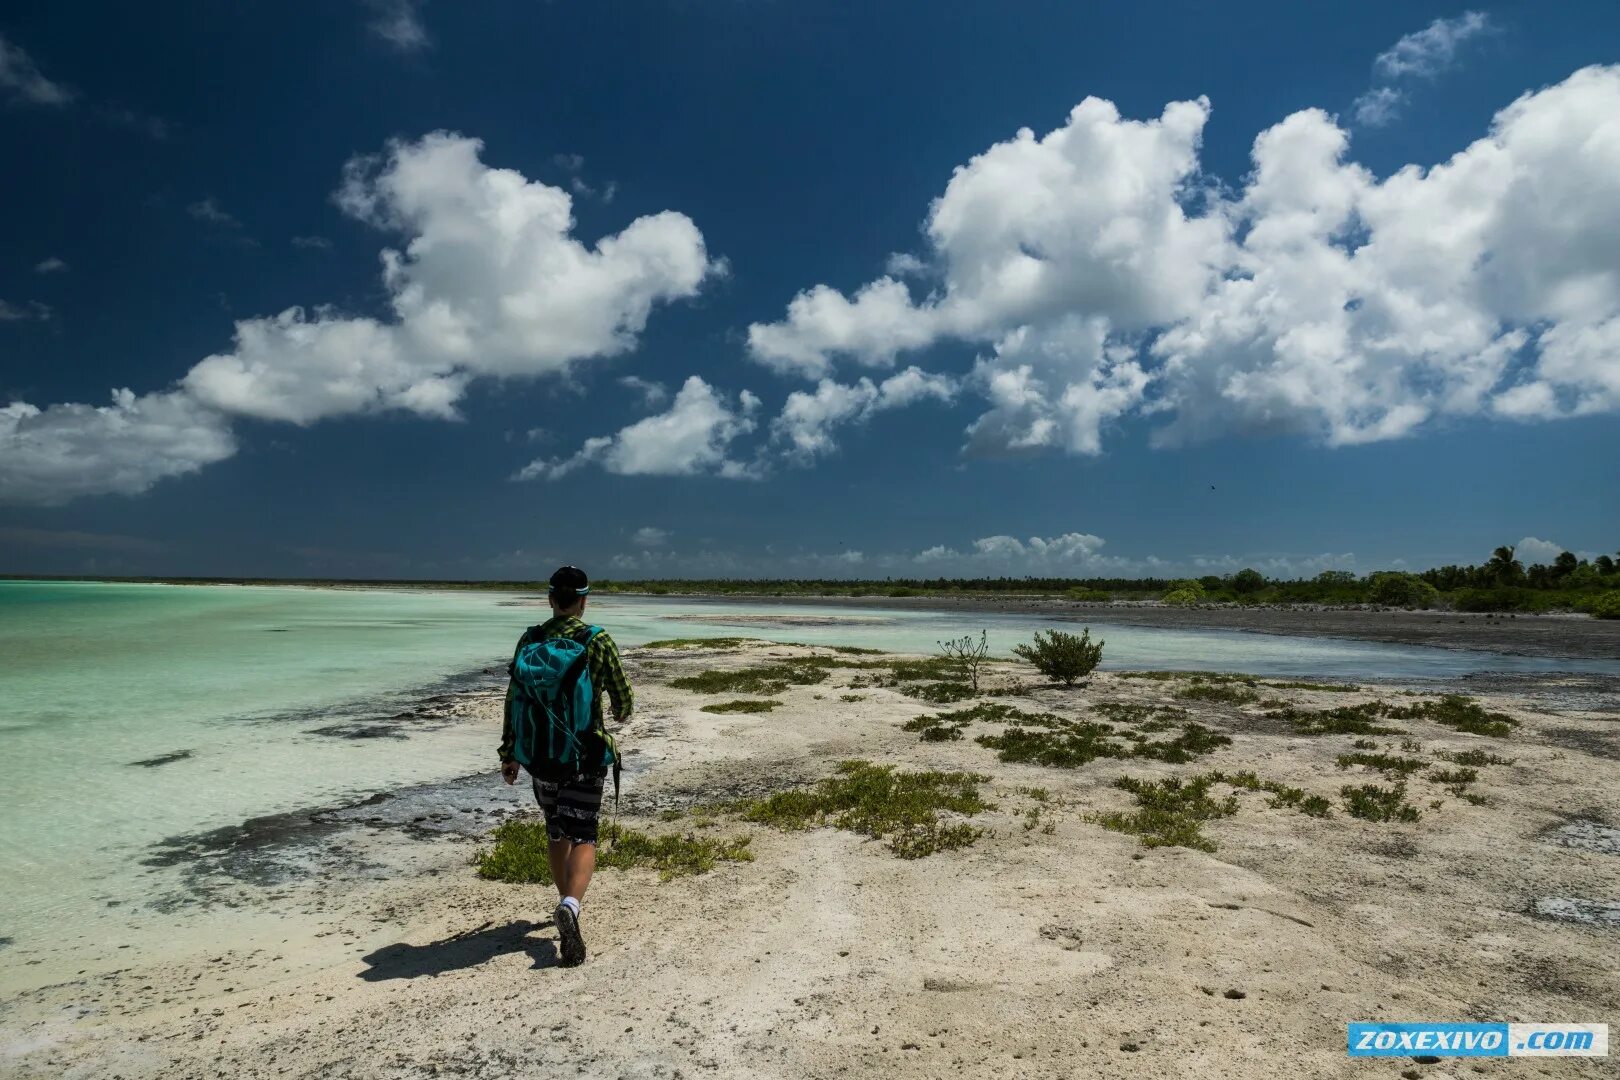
[1348,1023,1608,1058]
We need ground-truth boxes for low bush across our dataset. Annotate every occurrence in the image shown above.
[1266,701,1399,736]
[1367,571,1440,609]
[1587,591,1620,619]
[1161,588,1203,606]
[670,661,830,696]
[1385,695,1515,738]
[1335,751,1427,778]
[1341,784,1421,823]
[734,760,989,858]
[1092,775,1239,852]
[1012,628,1104,686]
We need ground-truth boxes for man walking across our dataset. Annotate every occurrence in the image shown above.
[500,565,633,967]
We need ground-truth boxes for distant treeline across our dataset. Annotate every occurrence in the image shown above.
[6,543,1617,616]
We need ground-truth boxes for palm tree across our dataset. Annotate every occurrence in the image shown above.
[1485,545,1523,585]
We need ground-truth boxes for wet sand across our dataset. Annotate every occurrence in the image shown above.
[1,643,1616,1079]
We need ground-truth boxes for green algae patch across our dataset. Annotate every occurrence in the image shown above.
[476,821,753,884]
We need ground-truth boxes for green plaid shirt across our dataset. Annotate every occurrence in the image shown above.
[498,615,633,762]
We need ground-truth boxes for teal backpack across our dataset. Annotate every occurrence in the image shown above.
[506,625,621,792]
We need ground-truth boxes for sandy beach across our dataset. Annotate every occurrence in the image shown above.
[2,638,1616,1079]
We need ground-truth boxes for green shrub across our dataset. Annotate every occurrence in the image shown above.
[1366,572,1439,609]
[734,760,989,859]
[1341,784,1421,823]
[900,680,978,704]
[1012,628,1104,686]
[1162,587,1203,606]
[1092,775,1239,852]
[1230,569,1266,595]
[670,662,830,695]
[1589,591,1620,619]
[1334,751,1427,778]
[1065,587,1112,602]
[1267,701,1399,736]
[1385,694,1515,738]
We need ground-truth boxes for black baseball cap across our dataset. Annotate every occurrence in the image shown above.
[549,565,589,596]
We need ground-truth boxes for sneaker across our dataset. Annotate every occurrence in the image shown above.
[554,902,586,966]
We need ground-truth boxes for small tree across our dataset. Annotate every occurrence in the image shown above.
[1012,628,1104,687]
[1230,568,1265,595]
[937,630,990,692]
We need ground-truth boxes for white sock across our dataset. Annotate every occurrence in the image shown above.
[561,896,580,916]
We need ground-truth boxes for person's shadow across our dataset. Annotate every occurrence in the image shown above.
[358,919,559,980]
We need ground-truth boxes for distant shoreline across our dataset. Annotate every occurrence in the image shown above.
[643,591,1619,662]
[5,576,1615,660]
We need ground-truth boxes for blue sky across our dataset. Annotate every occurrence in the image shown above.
[1,1,1617,580]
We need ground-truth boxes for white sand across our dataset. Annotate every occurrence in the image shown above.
[2,643,1616,1079]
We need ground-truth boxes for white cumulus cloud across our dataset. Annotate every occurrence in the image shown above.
[3,132,718,503]
[518,376,761,480]
[750,66,1620,457]
[772,366,956,460]
[0,391,236,506]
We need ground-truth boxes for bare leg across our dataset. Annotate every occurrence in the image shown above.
[548,839,597,905]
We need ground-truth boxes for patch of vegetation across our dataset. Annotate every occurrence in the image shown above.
[978,722,1125,768]
[1090,702,1189,730]
[1012,628,1104,687]
[1264,680,1359,693]
[1174,683,1261,705]
[1267,701,1400,736]
[899,680,978,704]
[1385,695,1516,738]
[1351,738,1379,750]
[1591,591,1620,619]
[1341,784,1421,823]
[839,693,867,702]
[1125,723,1233,763]
[669,661,831,696]
[733,761,989,859]
[826,645,886,655]
[901,714,966,741]
[1434,748,1515,767]
[476,820,753,883]
[699,699,783,714]
[640,637,764,650]
[1092,775,1239,852]
[1335,752,1428,779]
[1212,770,1332,817]
[1429,766,1479,797]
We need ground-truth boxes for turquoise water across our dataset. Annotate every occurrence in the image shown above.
[1,580,1614,954]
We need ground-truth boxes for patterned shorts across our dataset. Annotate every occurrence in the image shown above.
[531,771,607,845]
